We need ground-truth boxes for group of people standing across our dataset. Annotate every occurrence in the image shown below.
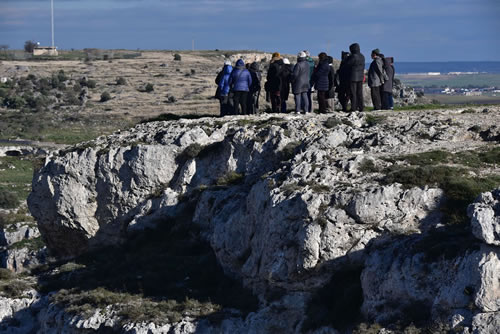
[215,43,395,116]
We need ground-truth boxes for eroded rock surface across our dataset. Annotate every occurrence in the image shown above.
[23,108,500,333]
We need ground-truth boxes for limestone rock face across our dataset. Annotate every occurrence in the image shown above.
[29,114,447,289]
[26,110,500,332]
[468,188,500,246]
[0,219,45,272]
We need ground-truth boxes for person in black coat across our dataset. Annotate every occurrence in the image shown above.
[326,56,336,111]
[336,51,351,112]
[345,43,365,112]
[311,52,330,113]
[247,61,262,114]
[266,52,284,113]
[382,57,395,110]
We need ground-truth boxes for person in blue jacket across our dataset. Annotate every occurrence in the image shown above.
[229,59,252,115]
[217,60,233,116]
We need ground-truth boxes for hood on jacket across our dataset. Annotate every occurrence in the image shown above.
[236,59,245,68]
[271,56,282,63]
[341,51,349,61]
[223,65,233,75]
[250,62,260,71]
[349,43,360,54]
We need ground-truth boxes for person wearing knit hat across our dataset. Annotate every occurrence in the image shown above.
[368,48,385,110]
[266,52,285,113]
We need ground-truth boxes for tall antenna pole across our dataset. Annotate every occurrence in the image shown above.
[51,0,55,48]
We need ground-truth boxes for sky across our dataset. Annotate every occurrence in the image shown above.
[1,0,500,62]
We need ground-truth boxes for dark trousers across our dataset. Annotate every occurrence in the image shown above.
[350,81,364,112]
[270,91,281,113]
[382,91,394,109]
[317,90,328,113]
[247,91,259,114]
[219,95,233,116]
[338,86,350,112]
[370,86,382,110]
[233,91,248,115]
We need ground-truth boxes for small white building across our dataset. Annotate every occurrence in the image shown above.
[33,46,58,56]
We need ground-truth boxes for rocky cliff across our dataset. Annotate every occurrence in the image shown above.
[2,108,499,333]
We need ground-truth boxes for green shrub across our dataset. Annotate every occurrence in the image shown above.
[280,141,301,161]
[324,117,342,129]
[116,77,126,85]
[3,96,26,109]
[144,83,154,93]
[382,165,500,225]
[0,191,19,209]
[0,269,13,280]
[57,70,68,82]
[0,279,30,298]
[358,159,379,174]
[217,171,244,186]
[365,114,386,127]
[173,53,181,61]
[100,92,111,102]
[80,78,96,89]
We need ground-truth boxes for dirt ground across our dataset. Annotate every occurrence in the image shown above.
[0,51,275,121]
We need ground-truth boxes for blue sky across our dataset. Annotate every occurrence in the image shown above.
[1,0,499,61]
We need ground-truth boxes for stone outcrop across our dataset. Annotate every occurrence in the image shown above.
[468,188,500,246]
[0,216,45,272]
[21,109,500,332]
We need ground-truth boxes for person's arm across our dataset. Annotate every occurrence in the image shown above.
[247,70,252,88]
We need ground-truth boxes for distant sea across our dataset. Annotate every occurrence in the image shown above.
[367,61,500,74]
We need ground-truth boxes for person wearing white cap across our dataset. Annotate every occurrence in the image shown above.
[291,51,310,113]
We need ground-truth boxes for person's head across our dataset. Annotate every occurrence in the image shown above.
[250,61,260,71]
[272,52,281,59]
[318,52,327,61]
[283,58,290,65]
[327,56,334,64]
[349,43,360,54]
[224,60,231,67]
[297,51,307,59]
[304,50,311,57]
[371,48,380,59]
[236,58,245,67]
[341,51,350,61]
